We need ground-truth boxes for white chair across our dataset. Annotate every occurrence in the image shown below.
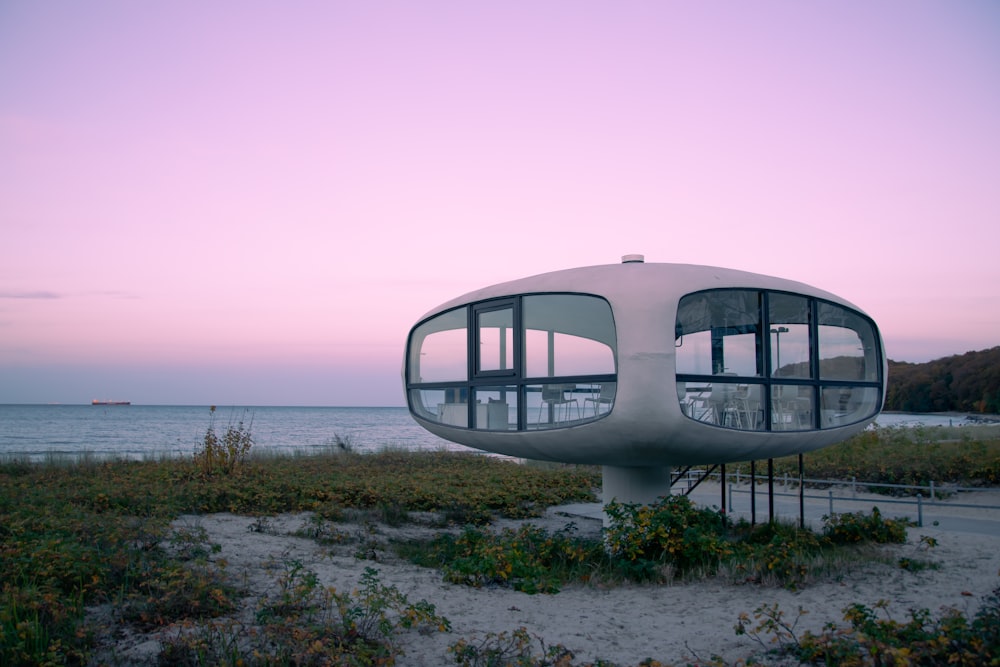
[710,383,745,428]
[584,384,615,417]
[539,384,580,423]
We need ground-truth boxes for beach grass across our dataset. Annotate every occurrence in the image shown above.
[0,447,598,665]
[2,424,998,666]
[752,424,1000,489]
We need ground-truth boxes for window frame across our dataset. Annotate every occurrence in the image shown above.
[406,293,618,431]
[675,289,882,432]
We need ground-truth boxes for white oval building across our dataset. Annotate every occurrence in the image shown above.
[404,257,885,505]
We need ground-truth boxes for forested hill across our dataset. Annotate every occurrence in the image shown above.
[885,346,1000,414]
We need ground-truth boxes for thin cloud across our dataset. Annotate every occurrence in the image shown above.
[0,291,61,299]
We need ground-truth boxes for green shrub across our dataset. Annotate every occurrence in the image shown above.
[728,520,826,588]
[822,507,910,545]
[604,495,733,577]
[737,589,1000,666]
[449,626,590,667]
[193,407,254,476]
[767,425,1000,489]
[251,565,449,664]
[412,524,597,594]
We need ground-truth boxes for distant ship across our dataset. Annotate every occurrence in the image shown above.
[91,399,131,406]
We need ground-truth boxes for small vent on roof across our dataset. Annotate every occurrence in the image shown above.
[621,254,645,264]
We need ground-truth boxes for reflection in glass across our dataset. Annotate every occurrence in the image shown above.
[408,294,617,432]
[818,303,878,381]
[411,388,469,427]
[525,384,581,429]
[771,385,814,431]
[677,290,881,432]
[409,309,467,383]
[677,381,764,431]
[477,307,513,373]
[675,290,761,376]
[582,382,616,417]
[472,386,517,431]
[769,293,810,378]
[821,386,880,428]
[523,295,616,378]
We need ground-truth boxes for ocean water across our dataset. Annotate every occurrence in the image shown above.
[0,404,992,463]
[0,405,468,462]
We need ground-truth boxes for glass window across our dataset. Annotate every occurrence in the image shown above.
[472,386,517,431]
[768,294,811,378]
[675,290,762,377]
[818,303,878,381]
[408,309,467,383]
[406,294,617,432]
[581,381,616,419]
[674,329,713,376]
[410,388,468,427]
[525,383,585,429]
[677,290,881,433]
[772,385,815,430]
[523,295,615,377]
[821,386,881,429]
[476,305,514,374]
[677,381,766,431]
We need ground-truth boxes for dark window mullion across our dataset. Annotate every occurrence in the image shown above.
[808,299,820,428]
[761,292,774,431]
[466,305,476,427]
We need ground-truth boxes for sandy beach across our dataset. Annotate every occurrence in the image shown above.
[99,488,1000,666]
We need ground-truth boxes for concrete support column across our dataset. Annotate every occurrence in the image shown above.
[601,465,672,524]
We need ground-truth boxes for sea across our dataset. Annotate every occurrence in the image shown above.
[0,404,994,463]
[0,405,469,462]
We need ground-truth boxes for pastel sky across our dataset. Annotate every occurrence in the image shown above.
[2,2,998,406]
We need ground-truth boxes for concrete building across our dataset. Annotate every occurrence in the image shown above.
[404,256,885,506]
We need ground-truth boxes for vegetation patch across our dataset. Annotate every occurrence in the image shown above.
[776,423,1000,488]
[736,588,1000,666]
[1,414,996,666]
[403,495,918,594]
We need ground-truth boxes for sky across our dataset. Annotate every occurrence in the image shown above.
[2,1,998,406]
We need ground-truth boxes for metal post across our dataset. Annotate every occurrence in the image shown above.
[798,453,805,529]
[768,458,775,523]
[750,460,757,527]
[828,489,834,516]
[917,494,923,527]
[930,480,936,504]
[720,463,727,516]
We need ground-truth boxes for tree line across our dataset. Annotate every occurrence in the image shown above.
[885,346,1000,414]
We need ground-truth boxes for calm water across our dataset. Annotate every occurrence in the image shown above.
[0,405,992,462]
[0,405,468,461]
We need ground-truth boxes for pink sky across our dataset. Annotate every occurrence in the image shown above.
[2,2,998,406]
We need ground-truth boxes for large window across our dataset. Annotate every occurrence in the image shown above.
[407,294,617,431]
[676,290,881,431]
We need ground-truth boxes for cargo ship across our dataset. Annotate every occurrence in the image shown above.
[91,399,131,406]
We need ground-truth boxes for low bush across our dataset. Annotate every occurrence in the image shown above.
[768,425,1000,488]
[822,506,910,545]
[604,495,732,575]
[403,495,917,594]
[1,424,990,665]
[161,565,450,665]
[407,523,600,594]
[0,448,596,665]
[737,587,1000,666]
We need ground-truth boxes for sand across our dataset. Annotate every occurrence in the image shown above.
[94,489,1000,666]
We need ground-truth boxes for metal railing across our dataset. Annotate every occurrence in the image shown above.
[676,469,1000,528]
